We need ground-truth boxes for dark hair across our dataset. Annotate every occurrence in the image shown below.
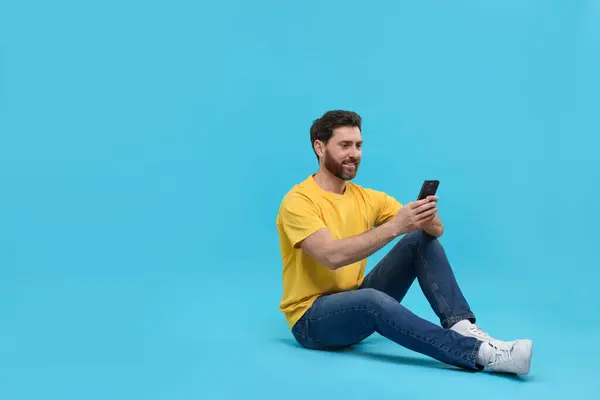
[310,110,362,161]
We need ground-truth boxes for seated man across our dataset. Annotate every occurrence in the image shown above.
[275,110,532,375]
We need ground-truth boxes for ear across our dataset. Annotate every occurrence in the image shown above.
[314,140,325,158]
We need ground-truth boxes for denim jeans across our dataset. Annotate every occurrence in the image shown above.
[291,231,483,370]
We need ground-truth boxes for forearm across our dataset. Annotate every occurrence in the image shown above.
[325,223,399,270]
[423,215,444,238]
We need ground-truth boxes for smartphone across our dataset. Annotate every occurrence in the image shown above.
[417,180,439,200]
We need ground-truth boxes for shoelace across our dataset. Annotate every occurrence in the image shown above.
[468,325,489,338]
[490,343,514,365]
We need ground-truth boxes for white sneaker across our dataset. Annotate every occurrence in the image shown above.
[452,321,514,350]
[484,340,533,375]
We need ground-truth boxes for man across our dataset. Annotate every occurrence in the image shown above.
[275,110,533,375]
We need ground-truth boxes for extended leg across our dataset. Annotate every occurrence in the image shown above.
[291,288,483,371]
[358,231,533,374]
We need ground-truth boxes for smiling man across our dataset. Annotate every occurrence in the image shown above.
[275,110,533,375]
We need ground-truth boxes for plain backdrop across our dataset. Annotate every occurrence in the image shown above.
[1,0,599,399]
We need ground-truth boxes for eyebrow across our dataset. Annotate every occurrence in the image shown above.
[340,140,363,145]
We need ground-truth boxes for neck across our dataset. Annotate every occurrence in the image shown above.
[313,167,346,195]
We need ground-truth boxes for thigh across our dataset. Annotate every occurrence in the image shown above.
[291,288,393,350]
[361,231,423,301]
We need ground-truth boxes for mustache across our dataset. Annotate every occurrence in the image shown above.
[342,159,359,164]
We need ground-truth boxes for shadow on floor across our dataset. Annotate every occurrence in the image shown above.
[274,338,532,382]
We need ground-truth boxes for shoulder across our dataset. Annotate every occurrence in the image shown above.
[281,177,315,203]
[277,177,319,216]
[349,182,403,210]
[348,181,387,201]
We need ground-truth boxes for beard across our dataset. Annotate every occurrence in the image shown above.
[324,150,360,181]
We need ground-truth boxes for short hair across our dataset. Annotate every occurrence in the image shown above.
[309,110,362,161]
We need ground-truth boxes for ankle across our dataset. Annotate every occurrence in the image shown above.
[450,319,473,332]
[476,342,493,366]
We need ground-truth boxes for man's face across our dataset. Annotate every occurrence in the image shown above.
[320,126,363,181]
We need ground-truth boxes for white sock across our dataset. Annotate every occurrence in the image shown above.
[450,319,473,333]
[476,342,494,367]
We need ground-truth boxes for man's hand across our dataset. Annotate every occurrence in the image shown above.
[412,196,444,237]
[421,212,444,238]
[387,196,439,236]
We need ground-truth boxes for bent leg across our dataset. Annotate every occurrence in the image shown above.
[362,231,475,329]
[291,288,482,370]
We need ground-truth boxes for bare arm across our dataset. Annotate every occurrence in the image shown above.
[299,222,399,270]
[422,214,444,238]
[296,197,437,270]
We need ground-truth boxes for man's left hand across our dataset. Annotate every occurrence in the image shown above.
[420,198,444,237]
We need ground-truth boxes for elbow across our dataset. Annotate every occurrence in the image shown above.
[321,250,344,270]
[302,237,344,270]
[303,244,341,270]
[322,254,341,270]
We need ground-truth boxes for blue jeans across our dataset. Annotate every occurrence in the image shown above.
[291,231,483,370]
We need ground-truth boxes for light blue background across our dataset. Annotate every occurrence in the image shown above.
[1,0,599,399]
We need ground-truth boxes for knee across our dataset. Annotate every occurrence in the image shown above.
[399,230,438,248]
[400,230,425,243]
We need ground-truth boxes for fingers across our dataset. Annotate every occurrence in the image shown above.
[416,206,437,221]
[422,212,437,222]
[409,196,439,209]
[415,200,437,214]
[408,198,428,209]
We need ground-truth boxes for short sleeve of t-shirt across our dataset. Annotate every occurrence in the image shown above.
[278,192,327,248]
[370,190,402,226]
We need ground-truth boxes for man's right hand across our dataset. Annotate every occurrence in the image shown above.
[388,196,438,236]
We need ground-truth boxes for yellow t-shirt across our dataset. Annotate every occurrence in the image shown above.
[275,174,402,329]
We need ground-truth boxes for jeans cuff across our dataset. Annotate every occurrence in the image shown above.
[441,313,476,329]
[469,340,485,371]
